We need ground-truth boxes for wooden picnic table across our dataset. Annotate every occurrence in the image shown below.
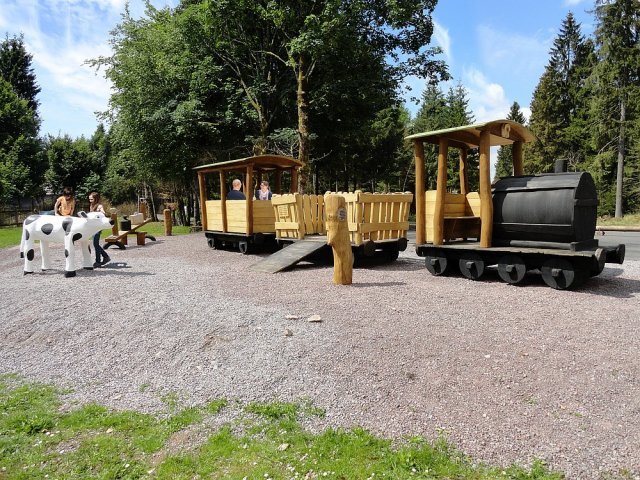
[103,218,156,250]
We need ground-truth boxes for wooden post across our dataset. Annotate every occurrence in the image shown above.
[479,129,493,248]
[414,140,426,246]
[139,201,148,220]
[512,141,524,176]
[275,169,282,194]
[110,211,118,236]
[325,194,353,285]
[198,171,207,231]
[433,137,448,246]
[219,171,228,233]
[290,168,299,193]
[245,165,254,235]
[459,148,469,195]
[164,208,172,236]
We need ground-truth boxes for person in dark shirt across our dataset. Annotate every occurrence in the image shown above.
[227,179,246,200]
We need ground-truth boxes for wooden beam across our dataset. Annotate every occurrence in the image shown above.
[512,141,524,176]
[219,171,228,233]
[479,129,493,248]
[275,169,282,194]
[414,140,426,245]
[290,168,299,193]
[325,194,353,285]
[433,137,448,246]
[245,165,254,235]
[459,149,469,195]
[198,171,207,231]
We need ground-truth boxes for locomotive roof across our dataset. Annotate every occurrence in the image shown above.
[193,154,303,174]
[405,119,535,149]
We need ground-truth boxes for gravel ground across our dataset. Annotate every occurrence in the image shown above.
[1,233,639,478]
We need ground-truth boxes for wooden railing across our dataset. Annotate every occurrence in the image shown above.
[272,191,413,245]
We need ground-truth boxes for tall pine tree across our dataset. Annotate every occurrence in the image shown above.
[527,13,594,173]
[0,34,41,113]
[588,0,640,216]
[495,102,527,180]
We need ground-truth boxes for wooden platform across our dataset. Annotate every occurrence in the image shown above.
[250,237,328,273]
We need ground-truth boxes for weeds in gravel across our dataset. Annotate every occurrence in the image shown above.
[0,374,565,479]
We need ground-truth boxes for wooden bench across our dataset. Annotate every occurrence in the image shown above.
[104,218,155,250]
[426,191,481,242]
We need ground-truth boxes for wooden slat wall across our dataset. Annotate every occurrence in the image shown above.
[344,192,413,246]
[465,192,481,216]
[252,200,276,233]
[205,200,223,231]
[226,200,248,233]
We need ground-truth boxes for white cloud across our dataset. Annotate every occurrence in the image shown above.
[563,0,586,6]
[462,67,511,122]
[432,20,452,64]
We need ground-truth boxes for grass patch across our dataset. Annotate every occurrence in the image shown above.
[0,375,566,479]
[0,221,191,250]
[598,212,640,227]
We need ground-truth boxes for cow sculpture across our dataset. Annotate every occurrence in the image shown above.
[20,212,114,277]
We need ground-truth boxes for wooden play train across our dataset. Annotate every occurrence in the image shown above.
[195,120,625,290]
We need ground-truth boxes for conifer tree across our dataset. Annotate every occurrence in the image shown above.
[588,0,640,216]
[527,13,594,173]
[0,34,41,113]
[495,102,526,180]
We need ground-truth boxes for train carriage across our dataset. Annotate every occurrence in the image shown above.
[194,155,303,254]
[406,119,625,290]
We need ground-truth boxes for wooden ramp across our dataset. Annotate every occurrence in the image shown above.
[250,237,328,273]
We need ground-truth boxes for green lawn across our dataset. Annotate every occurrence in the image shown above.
[0,375,563,479]
[0,222,191,249]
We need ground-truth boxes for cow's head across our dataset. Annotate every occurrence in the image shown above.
[80,211,115,229]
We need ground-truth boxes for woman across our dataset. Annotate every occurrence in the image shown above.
[255,180,272,200]
[89,192,111,267]
[54,187,76,216]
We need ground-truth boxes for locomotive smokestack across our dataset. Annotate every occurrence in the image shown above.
[555,159,568,173]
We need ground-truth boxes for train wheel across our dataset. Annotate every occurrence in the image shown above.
[386,246,400,261]
[458,253,485,280]
[425,252,448,276]
[238,241,250,255]
[207,238,215,249]
[497,254,527,285]
[541,258,585,290]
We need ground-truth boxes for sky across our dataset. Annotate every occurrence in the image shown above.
[0,0,595,140]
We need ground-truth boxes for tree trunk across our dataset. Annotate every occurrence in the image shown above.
[615,97,625,218]
[296,54,311,193]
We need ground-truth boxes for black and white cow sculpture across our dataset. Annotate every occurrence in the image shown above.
[20,212,114,277]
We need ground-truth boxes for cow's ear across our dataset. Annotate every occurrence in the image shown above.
[79,211,87,218]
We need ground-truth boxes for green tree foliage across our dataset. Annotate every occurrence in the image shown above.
[0,35,44,203]
[0,34,41,112]
[588,0,640,216]
[43,135,105,198]
[527,13,594,174]
[411,83,476,191]
[201,0,448,191]
[0,78,42,203]
[495,102,527,180]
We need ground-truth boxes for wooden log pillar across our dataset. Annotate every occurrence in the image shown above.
[479,129,493,248]
[245,166,254,235]
[110,210,118,236]
[414,140,426,246]
[433,137,449,246]
[275,169,282,194]
[164,208,172,236]
[459,148,469,195]
[512,141,524,176]
[219,171,228,233]
[290,168,299,193]
[198,171,207,231]
[139,202,148,220]
[325,194,353,285]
